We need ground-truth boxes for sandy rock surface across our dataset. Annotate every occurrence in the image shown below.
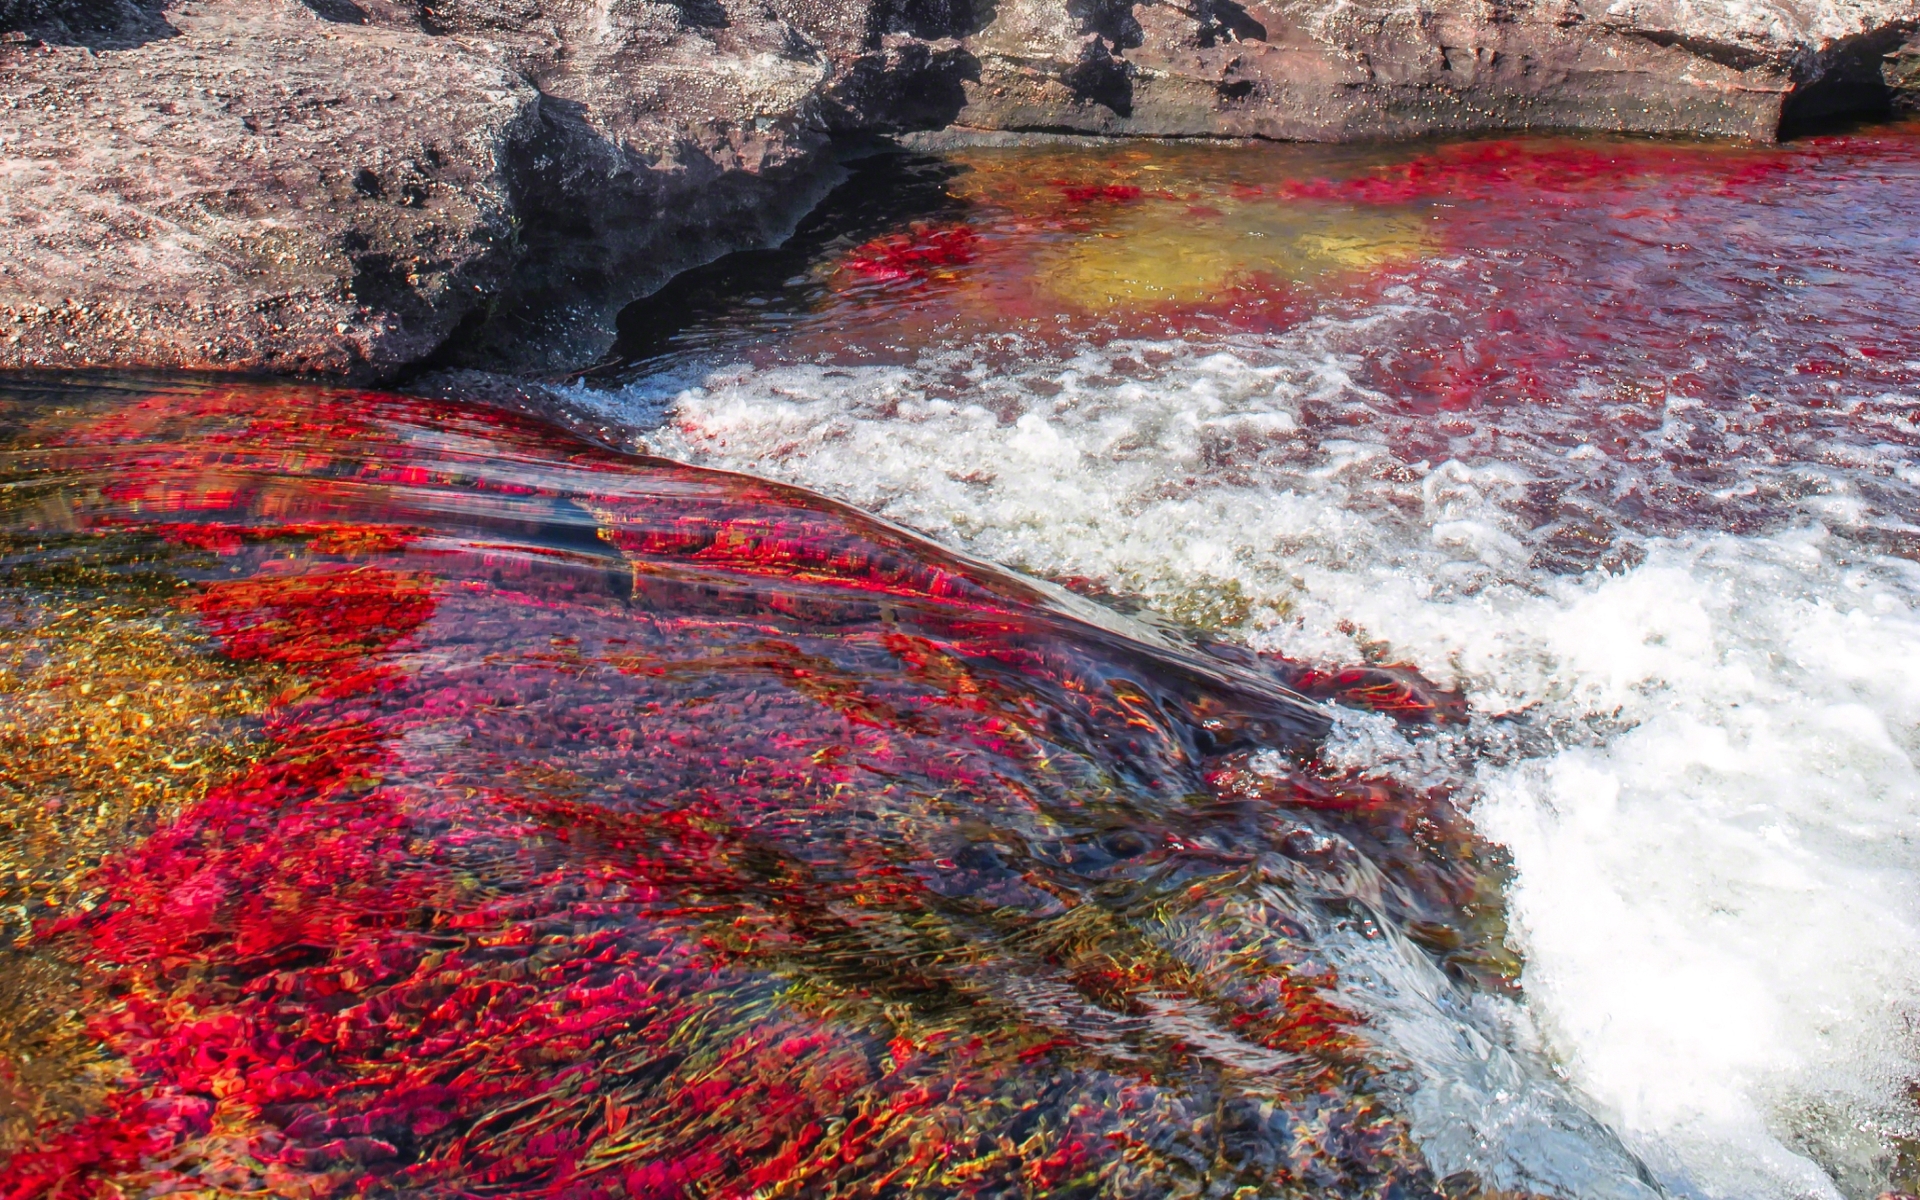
[0,0,927,376]
[0,0,534,374]
[0,0,1913,377]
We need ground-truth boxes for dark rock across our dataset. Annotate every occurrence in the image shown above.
[0,0,176,47]
[1888,30,1920,107]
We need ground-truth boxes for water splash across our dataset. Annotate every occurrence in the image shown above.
[580,124,1920,1198]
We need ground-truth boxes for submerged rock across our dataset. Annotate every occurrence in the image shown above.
[0,0,1912,377]
[0,379,1660,1199]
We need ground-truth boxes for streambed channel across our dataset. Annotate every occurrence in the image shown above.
[4,123,1920,1199]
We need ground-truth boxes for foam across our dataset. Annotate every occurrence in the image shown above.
[1470,536,1920,1199]
[570,299,1920,1195]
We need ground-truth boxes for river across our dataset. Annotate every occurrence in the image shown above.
[2,121,1918,1199]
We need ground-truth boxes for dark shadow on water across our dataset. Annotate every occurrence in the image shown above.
[592,150,969,373]
[1779,99,1907,141]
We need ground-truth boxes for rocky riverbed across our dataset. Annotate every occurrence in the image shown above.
[0,0,1916,379]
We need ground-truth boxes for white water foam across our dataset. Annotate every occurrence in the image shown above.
[572,310,1920,1197]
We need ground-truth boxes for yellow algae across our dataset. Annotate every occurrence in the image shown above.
[919,140,1439,316]
[1293,218,1430,271]
[1039,221,1256,307]
[1036,204,1429,309]
[0,949,117,1158]
[0,567,277,1153]
[0,583,274,946]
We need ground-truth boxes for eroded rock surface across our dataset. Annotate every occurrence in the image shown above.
[954,0,1916,141]
[0,0,958,376]
[0,0,535,374]
[0,0,1912,378]
[1889,27,1920,105]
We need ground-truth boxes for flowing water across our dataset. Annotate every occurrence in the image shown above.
[2,121,1919,1200]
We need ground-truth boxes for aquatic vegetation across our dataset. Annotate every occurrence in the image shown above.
[611,121,1920,1198]
[1057,184,1145,205]
[10,121,1920,1200]
[839,225,981,284]
[1033,208,1429,309]
[1261,138,1801,207]
[0,383,1557,1198]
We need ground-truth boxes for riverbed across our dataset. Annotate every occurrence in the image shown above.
[4,122,1919,1199]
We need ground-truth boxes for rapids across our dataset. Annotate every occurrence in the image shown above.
[1,119,1918,1200]
[574,124,1920,1198]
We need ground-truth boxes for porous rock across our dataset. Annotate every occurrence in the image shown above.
[1888,28,1920,105]
[0,0,536,375]
[0,0,960,376]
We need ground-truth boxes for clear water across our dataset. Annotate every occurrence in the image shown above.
[2,120,1918,1200]
[573,124,1920,1199]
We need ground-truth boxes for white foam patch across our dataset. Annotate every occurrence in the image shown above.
[1469,535,1920,1199]
[574,319,1920,1198]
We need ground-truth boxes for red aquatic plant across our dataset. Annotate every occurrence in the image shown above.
[185,566,437,671]
[1270,137,1800,207]
[839,224,980,282]
[0,383,1503,1199]
[1056,183,1143,204]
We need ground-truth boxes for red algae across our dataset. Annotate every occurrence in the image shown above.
[290,123,1920,1200]
[621,124,1920,440]
[839,225,980,283]
[0,382,1515,1199]
[6,126,1920,1200]
[1264,138,1797,206]
[1057,183,1145,205]
[633,125,1920,574]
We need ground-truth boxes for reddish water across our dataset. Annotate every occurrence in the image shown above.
[0,382,1554,1200]
[5,122,1920,1200]
[612,125,1920,574]
[582,122,1920,1200]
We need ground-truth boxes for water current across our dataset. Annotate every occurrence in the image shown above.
[3,120,1919,1200]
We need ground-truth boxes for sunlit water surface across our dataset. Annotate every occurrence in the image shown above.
[575,123,1920,1200]
[1,121,1918,1200]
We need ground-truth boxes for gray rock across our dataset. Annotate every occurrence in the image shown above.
[0,0,1912,379]
[0,0,903,377]
[951,0,1918,141]
[0,0,539,374]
